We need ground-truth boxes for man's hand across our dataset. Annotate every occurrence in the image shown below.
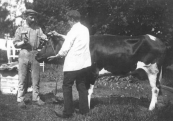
[38,35,48,41]
[15,40,26,47]
[47,54,62,61]
[21,31,29,43]
[38,35,48,47]
[48,31,61,37]
[23,36,29,43]
[47,55,57,61]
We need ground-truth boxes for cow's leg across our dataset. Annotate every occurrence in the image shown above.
[148,73,159,110]
[88,84,94,109]
[86,67,99,109]
[136,61,159,110]
[87,73,97,109]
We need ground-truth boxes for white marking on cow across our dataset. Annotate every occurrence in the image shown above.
[99,68,111,75]
[136,61,159,110]
[147,34,156,41]
[87,68,112,109]
[88,84,94,109]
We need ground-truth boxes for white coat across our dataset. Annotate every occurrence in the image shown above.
[58,22,91,71]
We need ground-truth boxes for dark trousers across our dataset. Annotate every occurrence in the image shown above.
[63,68,89,115]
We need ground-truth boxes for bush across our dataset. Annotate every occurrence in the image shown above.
[26,0,173,46]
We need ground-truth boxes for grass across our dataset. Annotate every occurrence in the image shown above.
[0,64,173,121]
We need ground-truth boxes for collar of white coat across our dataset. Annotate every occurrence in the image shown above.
[72,22,81,28]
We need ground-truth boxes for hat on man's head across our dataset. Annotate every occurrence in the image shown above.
[66,10,81,20]
[23,9,38,16]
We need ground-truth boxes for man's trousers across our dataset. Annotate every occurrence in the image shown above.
[17,50,40,102]
[63,68,89,115]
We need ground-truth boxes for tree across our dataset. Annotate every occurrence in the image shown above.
[29,0,173,43]
[2,0,173,47]
[0,3,14,38]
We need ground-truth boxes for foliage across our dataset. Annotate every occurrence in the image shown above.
[0,4,14,38]
[87,0,173,46]
[25,0,173,46]
[0,0,172,46]
[25,0,88,34]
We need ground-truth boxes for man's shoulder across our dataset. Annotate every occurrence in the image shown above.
[16,26,29,33]
[75,22,88,30]
[35,25,42,31]
[16,26,28,30]
[16,26,22,31]
[80,24,89,33]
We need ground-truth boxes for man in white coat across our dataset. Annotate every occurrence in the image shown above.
[48,10,91,118]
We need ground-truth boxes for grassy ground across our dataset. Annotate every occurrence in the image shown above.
[0,64,173,121]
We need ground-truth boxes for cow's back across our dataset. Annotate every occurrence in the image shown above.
[89,34,166,75]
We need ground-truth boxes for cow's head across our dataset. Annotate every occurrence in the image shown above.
[36,33,64,64]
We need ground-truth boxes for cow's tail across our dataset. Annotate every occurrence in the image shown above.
[159,66,162,83]
[157,66,163,95]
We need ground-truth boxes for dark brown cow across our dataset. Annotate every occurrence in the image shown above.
[36,34,166,111]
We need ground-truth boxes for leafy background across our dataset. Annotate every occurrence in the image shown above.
[1,0,173,45]
[29,0,173,46]
[1,0,173,62]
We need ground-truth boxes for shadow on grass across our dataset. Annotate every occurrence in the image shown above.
[0,94,26,121]
[88,95,173,121]
[90,95,150,110]
[71,95,150,116]
[0,93,60,121]
[1,92,173,121]
[40,92,64,105]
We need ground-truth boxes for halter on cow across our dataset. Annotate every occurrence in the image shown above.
[36,34,166,111]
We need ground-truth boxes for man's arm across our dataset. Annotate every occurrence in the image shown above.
[47,28,77,61]
[57,27,77,57]
[38,27,47,40]
[49,31,67,40]
[57,33,66,40]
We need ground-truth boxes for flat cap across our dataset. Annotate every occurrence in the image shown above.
[67,10,81,19]
[24,9,38,16]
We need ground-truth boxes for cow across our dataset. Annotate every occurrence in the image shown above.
[36,34,166,111]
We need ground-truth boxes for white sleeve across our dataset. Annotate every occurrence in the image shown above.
[58,27,77,56]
